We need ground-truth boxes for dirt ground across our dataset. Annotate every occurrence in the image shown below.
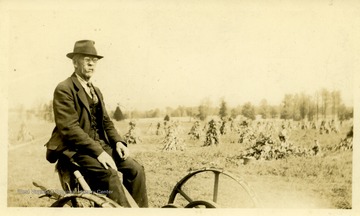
[7,116,352,209]
[7,139,337,208]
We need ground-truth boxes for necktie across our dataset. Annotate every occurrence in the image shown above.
[87,82,99,104]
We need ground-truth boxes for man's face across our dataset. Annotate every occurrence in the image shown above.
[74,55,99,81]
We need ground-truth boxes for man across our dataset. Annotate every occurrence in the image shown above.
[45,40,148,207]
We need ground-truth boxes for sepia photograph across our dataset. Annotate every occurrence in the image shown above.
[2,0,359,215]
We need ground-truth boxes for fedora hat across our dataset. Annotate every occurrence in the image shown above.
[66,40,103,59]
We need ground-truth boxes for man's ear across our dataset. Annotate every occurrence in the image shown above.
[72,56,79,69]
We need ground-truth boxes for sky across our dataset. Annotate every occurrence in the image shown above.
[2,0,359,112]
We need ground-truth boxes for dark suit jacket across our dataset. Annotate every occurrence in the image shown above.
[46,73,125,163]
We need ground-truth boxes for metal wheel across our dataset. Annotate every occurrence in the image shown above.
[51,193,121,208]
[161,204,179,208]
[184,200,219,208]
[167,167,260,208]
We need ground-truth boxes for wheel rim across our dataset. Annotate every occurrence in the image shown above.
[51,193,121,208]
[167,167,260,208]
[184,200,219,208]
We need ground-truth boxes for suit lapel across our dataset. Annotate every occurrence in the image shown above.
[93,86,105,119]
[71,74,91,114]
[93,87,103,106]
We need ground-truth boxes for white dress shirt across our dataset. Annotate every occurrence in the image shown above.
[75,73,93,99]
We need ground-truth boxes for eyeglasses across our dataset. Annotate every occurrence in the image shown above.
[83,57,99,64]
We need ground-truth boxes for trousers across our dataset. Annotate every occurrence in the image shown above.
[70,142,148,207]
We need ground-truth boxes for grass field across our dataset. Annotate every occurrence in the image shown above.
[7,112,352,208]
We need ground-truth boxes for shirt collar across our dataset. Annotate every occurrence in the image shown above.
[75,73,90,89]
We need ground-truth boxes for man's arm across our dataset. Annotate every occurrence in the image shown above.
[53,82,103,157]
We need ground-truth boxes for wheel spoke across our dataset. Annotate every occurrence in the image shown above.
[168,167,260,208]
[51,193,121,207]
[213,171,220,202]
[176,187,193,203]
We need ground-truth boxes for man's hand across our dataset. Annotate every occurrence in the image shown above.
[116,142,130,161]
[97,151,117,170]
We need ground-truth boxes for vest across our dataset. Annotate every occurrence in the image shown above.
[86,93,106,143]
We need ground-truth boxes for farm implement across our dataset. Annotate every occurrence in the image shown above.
[33,161,260,208]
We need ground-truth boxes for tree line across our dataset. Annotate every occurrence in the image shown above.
[29,88,352,122]
[113,88,353,122]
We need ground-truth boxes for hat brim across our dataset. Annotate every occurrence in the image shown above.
[66,52,104,59]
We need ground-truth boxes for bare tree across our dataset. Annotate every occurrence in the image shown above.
[258,99,270,119]
[321,88,330,119]
[218,98,228,119]
[197,98,212,121]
